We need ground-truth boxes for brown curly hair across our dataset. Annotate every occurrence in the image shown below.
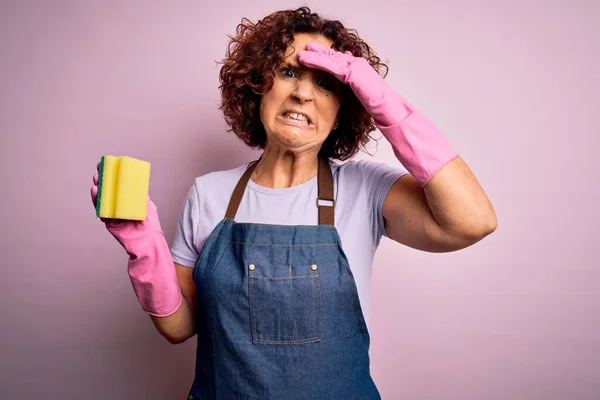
[218,7,388,161]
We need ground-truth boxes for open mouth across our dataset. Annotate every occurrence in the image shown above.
[280,111,313,126]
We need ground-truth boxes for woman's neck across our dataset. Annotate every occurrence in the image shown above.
[251,146,319,189]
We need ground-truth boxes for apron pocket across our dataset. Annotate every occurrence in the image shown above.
[248,265,321,344]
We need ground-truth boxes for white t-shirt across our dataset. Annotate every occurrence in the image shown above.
[170,158,408,328]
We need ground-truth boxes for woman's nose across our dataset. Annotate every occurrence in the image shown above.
[291,78,315,103]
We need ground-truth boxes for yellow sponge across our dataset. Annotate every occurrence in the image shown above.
[96,155,151,221]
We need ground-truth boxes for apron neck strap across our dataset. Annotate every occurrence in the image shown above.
[224,155,335,226]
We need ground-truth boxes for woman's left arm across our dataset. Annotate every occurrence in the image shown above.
[298,43,497,252]
[382,156,496,253]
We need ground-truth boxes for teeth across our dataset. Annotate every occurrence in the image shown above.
[283,112,310,123]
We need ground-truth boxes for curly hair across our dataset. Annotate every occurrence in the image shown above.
[218,7,388,161]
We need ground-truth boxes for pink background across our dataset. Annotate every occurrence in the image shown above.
[1,0,598,398]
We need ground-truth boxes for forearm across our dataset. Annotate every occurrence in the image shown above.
[150,295,196,344]
[371,79,496,240]
[423,156,497,241]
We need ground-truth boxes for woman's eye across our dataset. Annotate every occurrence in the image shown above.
[317,78,335,90]
[282,68,298,78]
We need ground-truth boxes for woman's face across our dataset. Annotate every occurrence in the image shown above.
[259,33,342,154]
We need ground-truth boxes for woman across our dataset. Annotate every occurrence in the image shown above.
[91,7,496,399]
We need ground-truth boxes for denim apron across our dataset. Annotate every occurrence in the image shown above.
[188,157,381,399]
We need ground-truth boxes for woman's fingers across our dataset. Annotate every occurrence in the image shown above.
[297,51,330,71]
[305,42,336,54]
[91,185,98,206]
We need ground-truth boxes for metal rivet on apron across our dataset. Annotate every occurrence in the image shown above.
[248,264,256,271]
[310,264,318,271]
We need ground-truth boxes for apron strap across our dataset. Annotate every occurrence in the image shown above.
[224,159,259,221]
[224,156,335,225]
[317,156,335,226]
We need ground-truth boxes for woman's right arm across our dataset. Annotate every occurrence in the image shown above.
[91,164,198,344]
[149,263,197,344]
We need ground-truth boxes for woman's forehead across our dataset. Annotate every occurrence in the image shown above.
[283,33,334,58]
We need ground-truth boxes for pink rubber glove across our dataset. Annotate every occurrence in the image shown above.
[91,166,182,317]
[297,42,458,186]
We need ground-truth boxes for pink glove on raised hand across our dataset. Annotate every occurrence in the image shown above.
[91,168,182,317]
[298,42,458,186]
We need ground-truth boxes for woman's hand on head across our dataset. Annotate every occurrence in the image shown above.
[297,41,394,126]
[296,42,358,84]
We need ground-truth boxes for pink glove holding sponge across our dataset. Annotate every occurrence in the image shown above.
[91,157,182,317]
[298,43,458,186]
